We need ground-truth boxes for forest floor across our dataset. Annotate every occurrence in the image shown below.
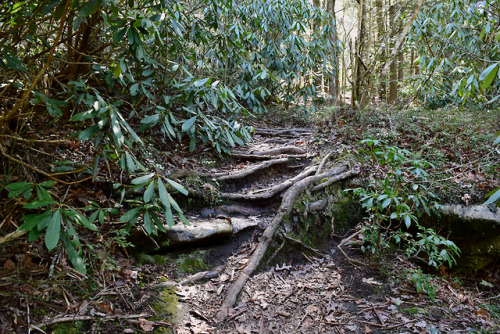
[0,104,499,333]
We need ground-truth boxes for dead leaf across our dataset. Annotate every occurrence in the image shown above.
[3,259,15,271]
[364,325,373,333]
[138,318,154,332]
[93,302,113,314]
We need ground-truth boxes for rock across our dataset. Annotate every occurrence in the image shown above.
[167,218,233,246]
[438,204,500,236]
[436,204,500,272]
[129,214,266,253]
[129,218,233,252]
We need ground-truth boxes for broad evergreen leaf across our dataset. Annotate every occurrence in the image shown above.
[45,211,61,251]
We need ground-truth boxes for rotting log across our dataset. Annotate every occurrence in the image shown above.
[216,163,360,321]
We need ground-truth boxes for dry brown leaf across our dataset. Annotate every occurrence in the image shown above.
[138,318,154,332]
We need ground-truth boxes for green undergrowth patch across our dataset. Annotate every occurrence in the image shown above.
[312,105,499,204]
[150,286,179,331]
[136,250,209,275]
[49,321,87,334]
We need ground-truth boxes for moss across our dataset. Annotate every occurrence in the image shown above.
[135,253,169,265]
[50,321,86,334]
[174,250,209,274]
[150,287,180,331]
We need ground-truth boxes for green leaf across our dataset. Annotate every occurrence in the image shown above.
[79,0,102,19]
[182,116,197,131]
[484,188,500,205]
[6,182,32,198]
[381,198,392,208]
[479,63,499,90]
[45,211,61,251]
[143,210,156,235]
[19,210,52,232]
[141,114,160,124]
[131,172,155,185]
[74,212,98,231]
[78,124,100,140]
[23,200,56,209]
[39,181,56,187]
[61,233,86,275]
[157,178,170,209]
[120,208,141,222]
[36,185,53,201]
[125,152,136,172]
[193,78,210,87]
[164,203,174,228]
[113,28,128,44]
[166,178,188,196]
[144,180,155,203]
[110,110,124,147]
[404,215,411,229]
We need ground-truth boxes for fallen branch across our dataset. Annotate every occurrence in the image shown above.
[216,164,359,321]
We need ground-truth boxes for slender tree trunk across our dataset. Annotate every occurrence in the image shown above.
[388,5,398,103]
[376,0,386,100]
[353,0,366,108]
[327,0,338,103]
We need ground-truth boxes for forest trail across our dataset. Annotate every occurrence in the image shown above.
[149,121,498,334]
[2,111,498,334]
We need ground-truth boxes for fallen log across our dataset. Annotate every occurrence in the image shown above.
[216,163,359,321]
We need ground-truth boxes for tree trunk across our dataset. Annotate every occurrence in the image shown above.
[376,0,386,100]
[388,5,398,104]
[327,0,338,103]
[353,0,366,108]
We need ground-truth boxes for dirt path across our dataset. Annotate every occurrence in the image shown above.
[163,126,499,333]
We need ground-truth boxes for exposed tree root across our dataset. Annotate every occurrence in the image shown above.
[215,158,289,181]
[231,152,312,160]
[219,165,318,201]
[216,163,359,321]
[250,146,307,156]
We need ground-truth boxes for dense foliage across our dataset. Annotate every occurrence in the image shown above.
[408,0,500,108]
[0,0,338,273]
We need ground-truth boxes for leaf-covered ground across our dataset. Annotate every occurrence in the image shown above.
[0,105,499,333]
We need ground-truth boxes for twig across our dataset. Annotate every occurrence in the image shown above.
[30,313,149,330]
[227,308,248,321]
[337,230,367,267]
[372,305,385,326]
[295,312,310,331]
[283,234,325,257]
